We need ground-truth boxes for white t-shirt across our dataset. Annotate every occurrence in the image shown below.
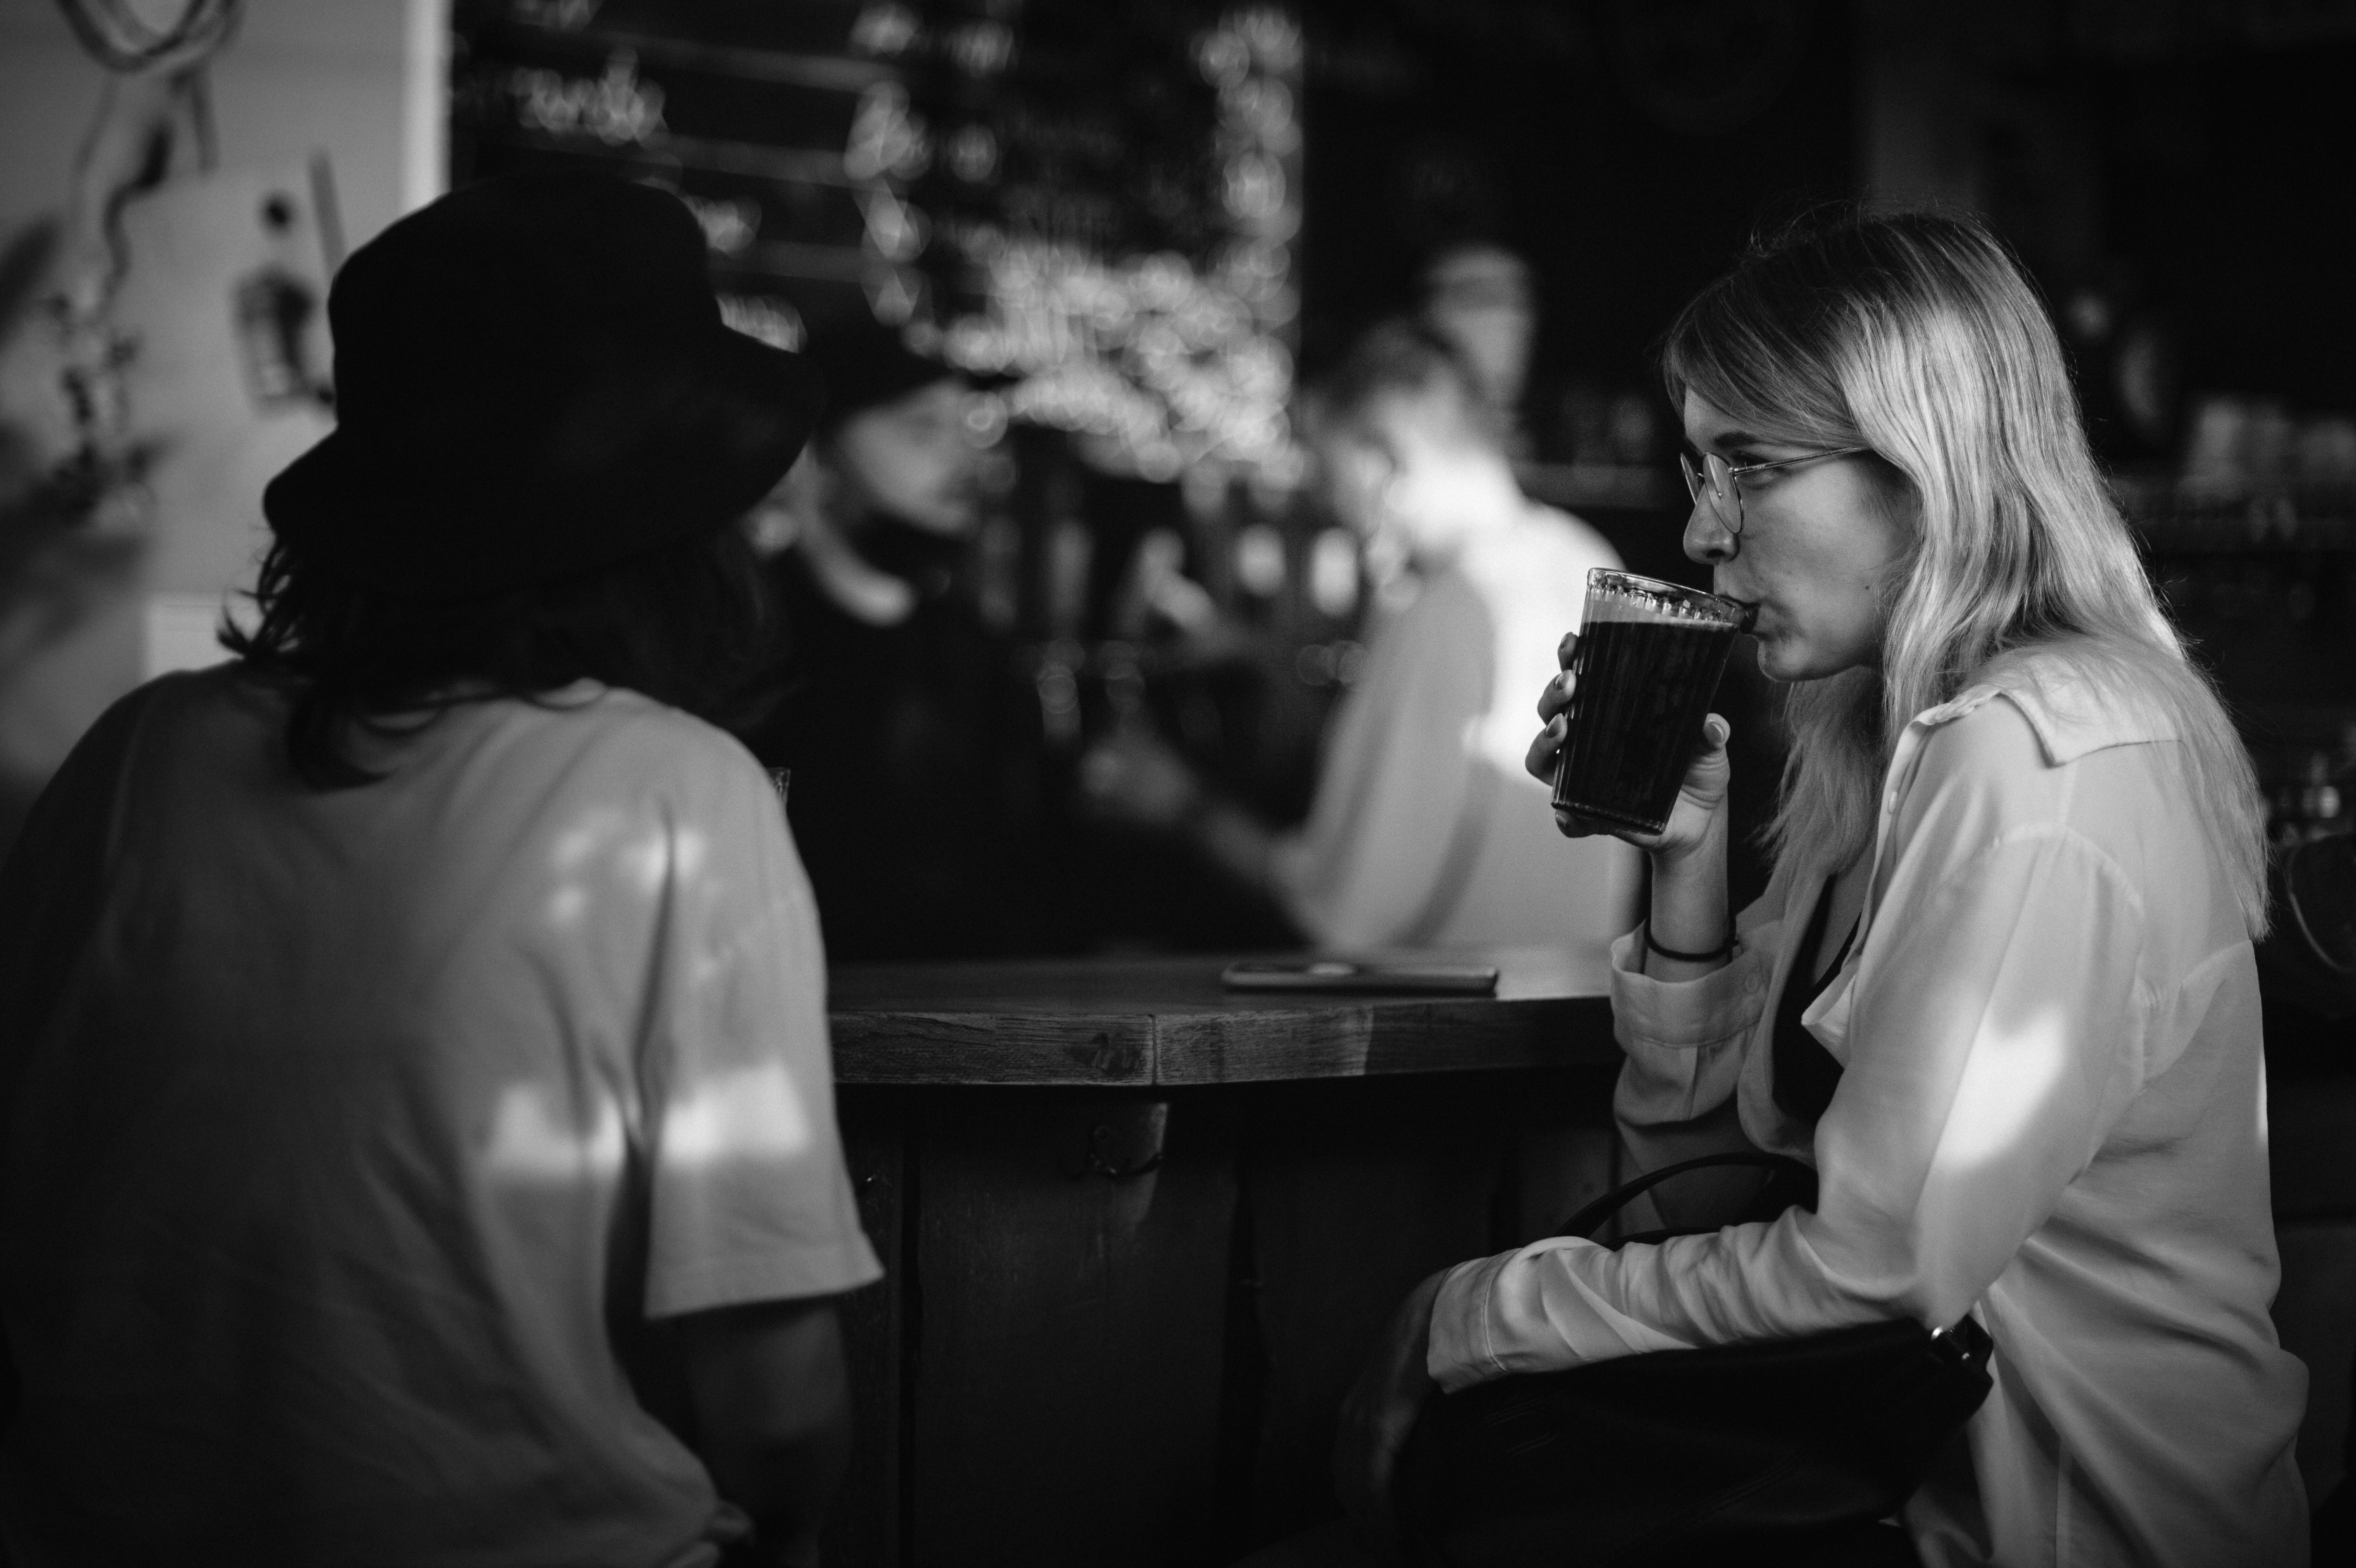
[1271,508,1641,950]
[1427,653,2307,1567]
[0,668,882,1567]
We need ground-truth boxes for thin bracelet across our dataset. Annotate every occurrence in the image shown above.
[1646,925,1736,964]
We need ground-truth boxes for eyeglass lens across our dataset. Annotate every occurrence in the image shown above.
[1678,452,1742,535]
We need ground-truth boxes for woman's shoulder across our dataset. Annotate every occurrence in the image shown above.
[1903,688,2051,813]
[1894,644,2258,957]
[1916,641,2183,773]
[1898,642,2204,870]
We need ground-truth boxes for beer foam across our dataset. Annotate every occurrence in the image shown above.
[1581,575,1748,629]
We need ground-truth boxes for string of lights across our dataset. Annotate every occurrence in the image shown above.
[935,7,1305,490]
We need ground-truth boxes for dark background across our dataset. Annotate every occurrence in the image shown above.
[1293,0,1858,395]
[446,0,2356,941]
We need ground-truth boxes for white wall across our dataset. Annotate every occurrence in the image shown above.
[0,0,436,842]
[0,0,420,245]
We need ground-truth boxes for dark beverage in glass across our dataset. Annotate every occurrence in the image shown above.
[1551,570,1749,835]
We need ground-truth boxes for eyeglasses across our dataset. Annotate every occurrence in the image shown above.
[1679,446,1872,537]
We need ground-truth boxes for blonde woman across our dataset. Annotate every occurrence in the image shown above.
[1333,211,2307,1567]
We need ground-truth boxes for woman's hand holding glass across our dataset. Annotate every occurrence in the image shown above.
[1524,632,1733,854]
[1524,631,1735,973]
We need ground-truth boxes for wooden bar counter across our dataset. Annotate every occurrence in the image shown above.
[820,947,1626,1568]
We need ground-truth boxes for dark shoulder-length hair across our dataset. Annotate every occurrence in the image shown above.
[221,522,780,790]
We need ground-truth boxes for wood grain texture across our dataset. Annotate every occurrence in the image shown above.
[1235,1077,1512,1543]
[827,1011,1154,1085]
[828,947,1617,1086]
[828,1069,1625,1564]
[825,1098,906,1568]
[1153,995,1614,1083]
[908,1095,1239,1567]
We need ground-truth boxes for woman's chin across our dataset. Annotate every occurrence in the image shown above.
[1752,638,1801,683]
[1753,639,1842,684]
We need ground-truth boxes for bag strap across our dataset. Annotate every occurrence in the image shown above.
[1556,1150,1818,1241]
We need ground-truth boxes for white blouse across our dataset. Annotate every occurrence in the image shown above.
[1426,653,2309,1567]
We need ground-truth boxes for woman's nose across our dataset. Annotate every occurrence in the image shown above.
[1683,500,1737,566]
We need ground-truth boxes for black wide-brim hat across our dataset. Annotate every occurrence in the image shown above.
[802,311,966,431]
[265,174,825,602]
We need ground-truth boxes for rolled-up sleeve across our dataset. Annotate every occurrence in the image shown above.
[1608,920,1773,1130]
[1429,719,2155,1392]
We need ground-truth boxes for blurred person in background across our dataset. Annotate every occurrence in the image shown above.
[746,316,1057,961]
[1419,242,1538,461]
[1082,319,1639,952]
[0,175,880,1568]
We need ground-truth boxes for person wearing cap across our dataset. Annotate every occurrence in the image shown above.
[746,315,1056,960]
[0,175,880,1566]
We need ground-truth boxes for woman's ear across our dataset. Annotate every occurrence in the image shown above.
[1863,457,1925,629]
[1867,454,1925,544]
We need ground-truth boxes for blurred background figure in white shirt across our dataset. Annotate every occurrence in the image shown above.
[1081,317,1638,955]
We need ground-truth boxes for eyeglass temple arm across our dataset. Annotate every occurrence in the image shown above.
[1734,445,1874,478]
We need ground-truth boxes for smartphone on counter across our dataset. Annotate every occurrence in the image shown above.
[1219,959,1500,995]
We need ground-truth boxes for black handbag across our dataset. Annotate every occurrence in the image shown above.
[1395,1152,1994,1568]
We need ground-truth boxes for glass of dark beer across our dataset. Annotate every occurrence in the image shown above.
[1550,569,1750,835]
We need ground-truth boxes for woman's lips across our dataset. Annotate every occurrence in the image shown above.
[1724,596,1762,633]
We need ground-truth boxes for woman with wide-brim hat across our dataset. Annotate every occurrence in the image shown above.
[0,174,879,1568]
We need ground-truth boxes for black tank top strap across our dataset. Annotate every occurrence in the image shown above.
[1771,876,1859,1125]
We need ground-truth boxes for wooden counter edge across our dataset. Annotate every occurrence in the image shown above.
[827,994,1618,1086]
[829,1010,1155,1085]
[1150,993,1617,1084]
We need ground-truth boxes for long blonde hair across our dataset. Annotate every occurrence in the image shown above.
[1663,210,2269,935]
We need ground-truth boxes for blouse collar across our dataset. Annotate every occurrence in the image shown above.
[1911,651,2182,766]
